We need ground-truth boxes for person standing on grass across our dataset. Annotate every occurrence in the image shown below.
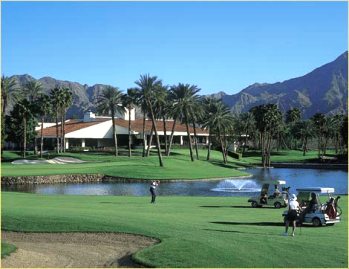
[150,180,160,203]
[283,194,300,237]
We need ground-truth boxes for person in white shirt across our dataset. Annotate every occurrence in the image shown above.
[283,194,300,236]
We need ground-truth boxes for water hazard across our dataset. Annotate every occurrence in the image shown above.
[2,168,348,196]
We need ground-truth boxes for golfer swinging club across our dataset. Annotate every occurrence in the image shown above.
[150,180,160,203]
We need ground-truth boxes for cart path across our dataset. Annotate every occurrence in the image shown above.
[1,231,158,268]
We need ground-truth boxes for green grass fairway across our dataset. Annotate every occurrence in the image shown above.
[1,150,249,179]
[2,192,347,267]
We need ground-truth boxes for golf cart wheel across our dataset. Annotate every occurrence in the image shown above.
[312,218,322,227]
[251,201,258,208]
[327,223,335,226]
[274,202,281,209]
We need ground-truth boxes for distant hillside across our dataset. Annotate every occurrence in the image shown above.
[8,75,110,118]
[8,51,348,119]
[220,52,348,118]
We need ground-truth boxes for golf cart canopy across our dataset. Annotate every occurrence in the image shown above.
[296,187,335,194]
[262,180,286,185]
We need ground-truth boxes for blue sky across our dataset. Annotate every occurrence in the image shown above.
[2,1,348,95]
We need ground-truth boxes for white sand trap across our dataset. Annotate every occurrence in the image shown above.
[12,157,86,165]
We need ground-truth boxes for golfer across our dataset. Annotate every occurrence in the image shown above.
[150,180,160,203]
[283,194,300,237]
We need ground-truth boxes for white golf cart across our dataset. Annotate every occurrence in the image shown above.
[248,180,289,208]
[282,187,342,227]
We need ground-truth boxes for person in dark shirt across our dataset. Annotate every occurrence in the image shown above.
[150,180,160,203]
[299,192,318,223]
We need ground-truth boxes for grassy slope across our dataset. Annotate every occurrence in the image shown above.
[1,192,347,268]
[1,150,249,179]
[239,150,338,165]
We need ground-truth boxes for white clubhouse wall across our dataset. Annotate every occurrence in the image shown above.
[66,120,129,139]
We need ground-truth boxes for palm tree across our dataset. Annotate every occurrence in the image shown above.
[235,112,256,154]
[60,88,73,152]
[311,113,326,158]
[189,97,205,160]
[202,99,234,164]
[201,97,220,161]
[295,120,314,156]
[37,94,52,158]
[1,76,20,152]
[122,88,138,157]
[23,80,43,102]
[97,86,125,156]
[50,87,63,153]
[21,80,43,155]
[285,108,302,149]
[1,75,20,115]
[167,85,183,156]
[250,104,282,167]
[16,99,34,158]
[135,74,164,167]
[170,83,201,162]
[154,84,170,155]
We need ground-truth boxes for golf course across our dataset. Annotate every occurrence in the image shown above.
[1,149,348,267]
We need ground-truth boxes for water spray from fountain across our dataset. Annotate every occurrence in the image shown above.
[211,179,260,193]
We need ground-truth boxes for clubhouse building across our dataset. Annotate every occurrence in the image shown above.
[37,110,209,150]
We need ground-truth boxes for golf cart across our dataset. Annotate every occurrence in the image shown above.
[248,180,289,208]
[282,187,342,227]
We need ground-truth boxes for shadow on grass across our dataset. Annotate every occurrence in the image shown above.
[200,205,278,210]
[209,161,239,169]
[211,221,315,228]
[203,228,287,236]
[211,221,284,227]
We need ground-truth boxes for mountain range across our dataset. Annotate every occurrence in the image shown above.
[8,51,348,119]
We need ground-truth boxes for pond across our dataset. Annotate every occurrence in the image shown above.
[2,168,347,196]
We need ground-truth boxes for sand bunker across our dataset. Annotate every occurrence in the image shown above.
[12,157,86,165]
[1,231,158,268]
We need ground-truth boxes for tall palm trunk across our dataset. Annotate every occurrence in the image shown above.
[23,117,27,158]
[162,116,168,155]
[40,115,44,158]
[147,99,163,167]
[146,125,154,157]
[111,112,118,156]
[128,107,132,157]
[192,121,199,160]
[302,136,307,156]
[242,129,248,155]
[218,127,226,164]
[142,113,146,157]
[184,111,194,162]
[167,118,177,156]
[61,112,64,152]
[55,110,60,153]
[206,129,211,161]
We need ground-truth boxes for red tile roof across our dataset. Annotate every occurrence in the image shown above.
[114,118,208,134]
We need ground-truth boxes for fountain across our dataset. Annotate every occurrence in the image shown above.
[211,179,260,193]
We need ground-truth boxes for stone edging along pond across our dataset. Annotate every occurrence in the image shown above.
[1,174,252,185]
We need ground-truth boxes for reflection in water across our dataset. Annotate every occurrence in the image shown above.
[2,168,347,196]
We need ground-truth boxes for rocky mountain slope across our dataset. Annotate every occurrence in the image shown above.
[8,51,347,119]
